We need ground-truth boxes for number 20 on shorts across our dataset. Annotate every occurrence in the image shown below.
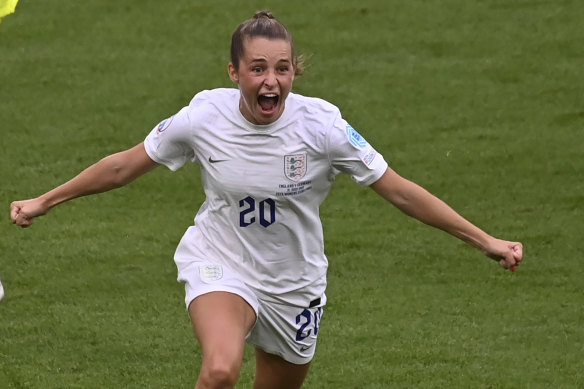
[295,307,323,341]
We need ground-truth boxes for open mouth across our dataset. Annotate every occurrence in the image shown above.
[258,93,279,113]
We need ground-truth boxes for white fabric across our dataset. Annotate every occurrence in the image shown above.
[180,260,323,364]
[247,300,324,364]
[180,261,259,315]
[144,88,388,307]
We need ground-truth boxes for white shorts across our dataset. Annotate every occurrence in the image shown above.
[178,262,324,365]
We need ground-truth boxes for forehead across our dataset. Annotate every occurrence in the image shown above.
[241,37,292,62]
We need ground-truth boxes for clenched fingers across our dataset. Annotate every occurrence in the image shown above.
[10,203,33,227]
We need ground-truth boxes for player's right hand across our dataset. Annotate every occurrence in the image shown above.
[483,238,524,271]
[10,198,49,227]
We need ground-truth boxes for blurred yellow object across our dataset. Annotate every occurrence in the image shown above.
[0,0,19,24]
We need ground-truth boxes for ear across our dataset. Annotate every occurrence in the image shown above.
[228,63,239,84]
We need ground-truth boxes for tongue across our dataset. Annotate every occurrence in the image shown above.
[258,96,277,111]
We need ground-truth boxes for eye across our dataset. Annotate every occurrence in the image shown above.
[251,66,263,73]
[278,66,290,73]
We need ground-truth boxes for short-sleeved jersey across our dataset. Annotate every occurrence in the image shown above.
[144,88,388,307]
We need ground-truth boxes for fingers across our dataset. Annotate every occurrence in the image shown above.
[499,258,515,271]
[499,242,523,272]
[512,243,523,262]
[14,213,33,227]
[10,202,21,223]
[10,202,34,227]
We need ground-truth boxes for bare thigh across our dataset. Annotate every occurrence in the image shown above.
[189,291,257,389]
[253,348,312,389]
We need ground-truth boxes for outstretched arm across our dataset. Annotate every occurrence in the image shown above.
[370,168,523,270]
[11,142,158,227]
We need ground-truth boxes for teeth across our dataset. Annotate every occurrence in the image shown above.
[262,94,277,98]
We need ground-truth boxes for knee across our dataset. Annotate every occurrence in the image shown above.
[198,360,240,389]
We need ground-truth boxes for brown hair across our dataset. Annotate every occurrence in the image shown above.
[230,10,305,75]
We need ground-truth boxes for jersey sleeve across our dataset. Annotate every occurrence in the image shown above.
[144,106,196,171]
[327,113,388,186]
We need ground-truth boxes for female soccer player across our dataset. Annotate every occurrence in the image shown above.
[11,11,523,389]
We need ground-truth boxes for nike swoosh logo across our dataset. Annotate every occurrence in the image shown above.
[208,156,228,163]
[300,344,313,352]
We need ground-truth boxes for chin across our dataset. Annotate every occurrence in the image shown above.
[255,109,280,124]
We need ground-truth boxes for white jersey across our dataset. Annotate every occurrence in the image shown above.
[144,88,388,306]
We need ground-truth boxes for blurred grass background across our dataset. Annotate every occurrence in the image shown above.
[1,0,583,387]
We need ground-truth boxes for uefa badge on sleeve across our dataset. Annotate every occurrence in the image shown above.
[156,116,174,133]
[346,124,368,149]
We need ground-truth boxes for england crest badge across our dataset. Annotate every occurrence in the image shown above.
[199,264,223,283]
[284,153,307,182]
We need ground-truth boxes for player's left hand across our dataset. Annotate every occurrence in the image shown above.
[484,238,523,271]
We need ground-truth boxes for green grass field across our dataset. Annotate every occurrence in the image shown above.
[1,0,583,387]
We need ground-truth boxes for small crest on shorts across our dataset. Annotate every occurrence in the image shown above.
[284,153,307,182]
[156,116,174,133]
[199,264,223,282]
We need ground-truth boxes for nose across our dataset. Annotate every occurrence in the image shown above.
[263,70,277,89]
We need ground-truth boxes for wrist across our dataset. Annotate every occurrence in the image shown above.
[457,227,491,253]
[37,192,60,211]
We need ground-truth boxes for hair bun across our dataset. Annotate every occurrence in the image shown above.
[253,10,274,19]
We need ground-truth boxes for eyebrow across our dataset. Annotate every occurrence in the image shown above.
[249,58,291,64]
